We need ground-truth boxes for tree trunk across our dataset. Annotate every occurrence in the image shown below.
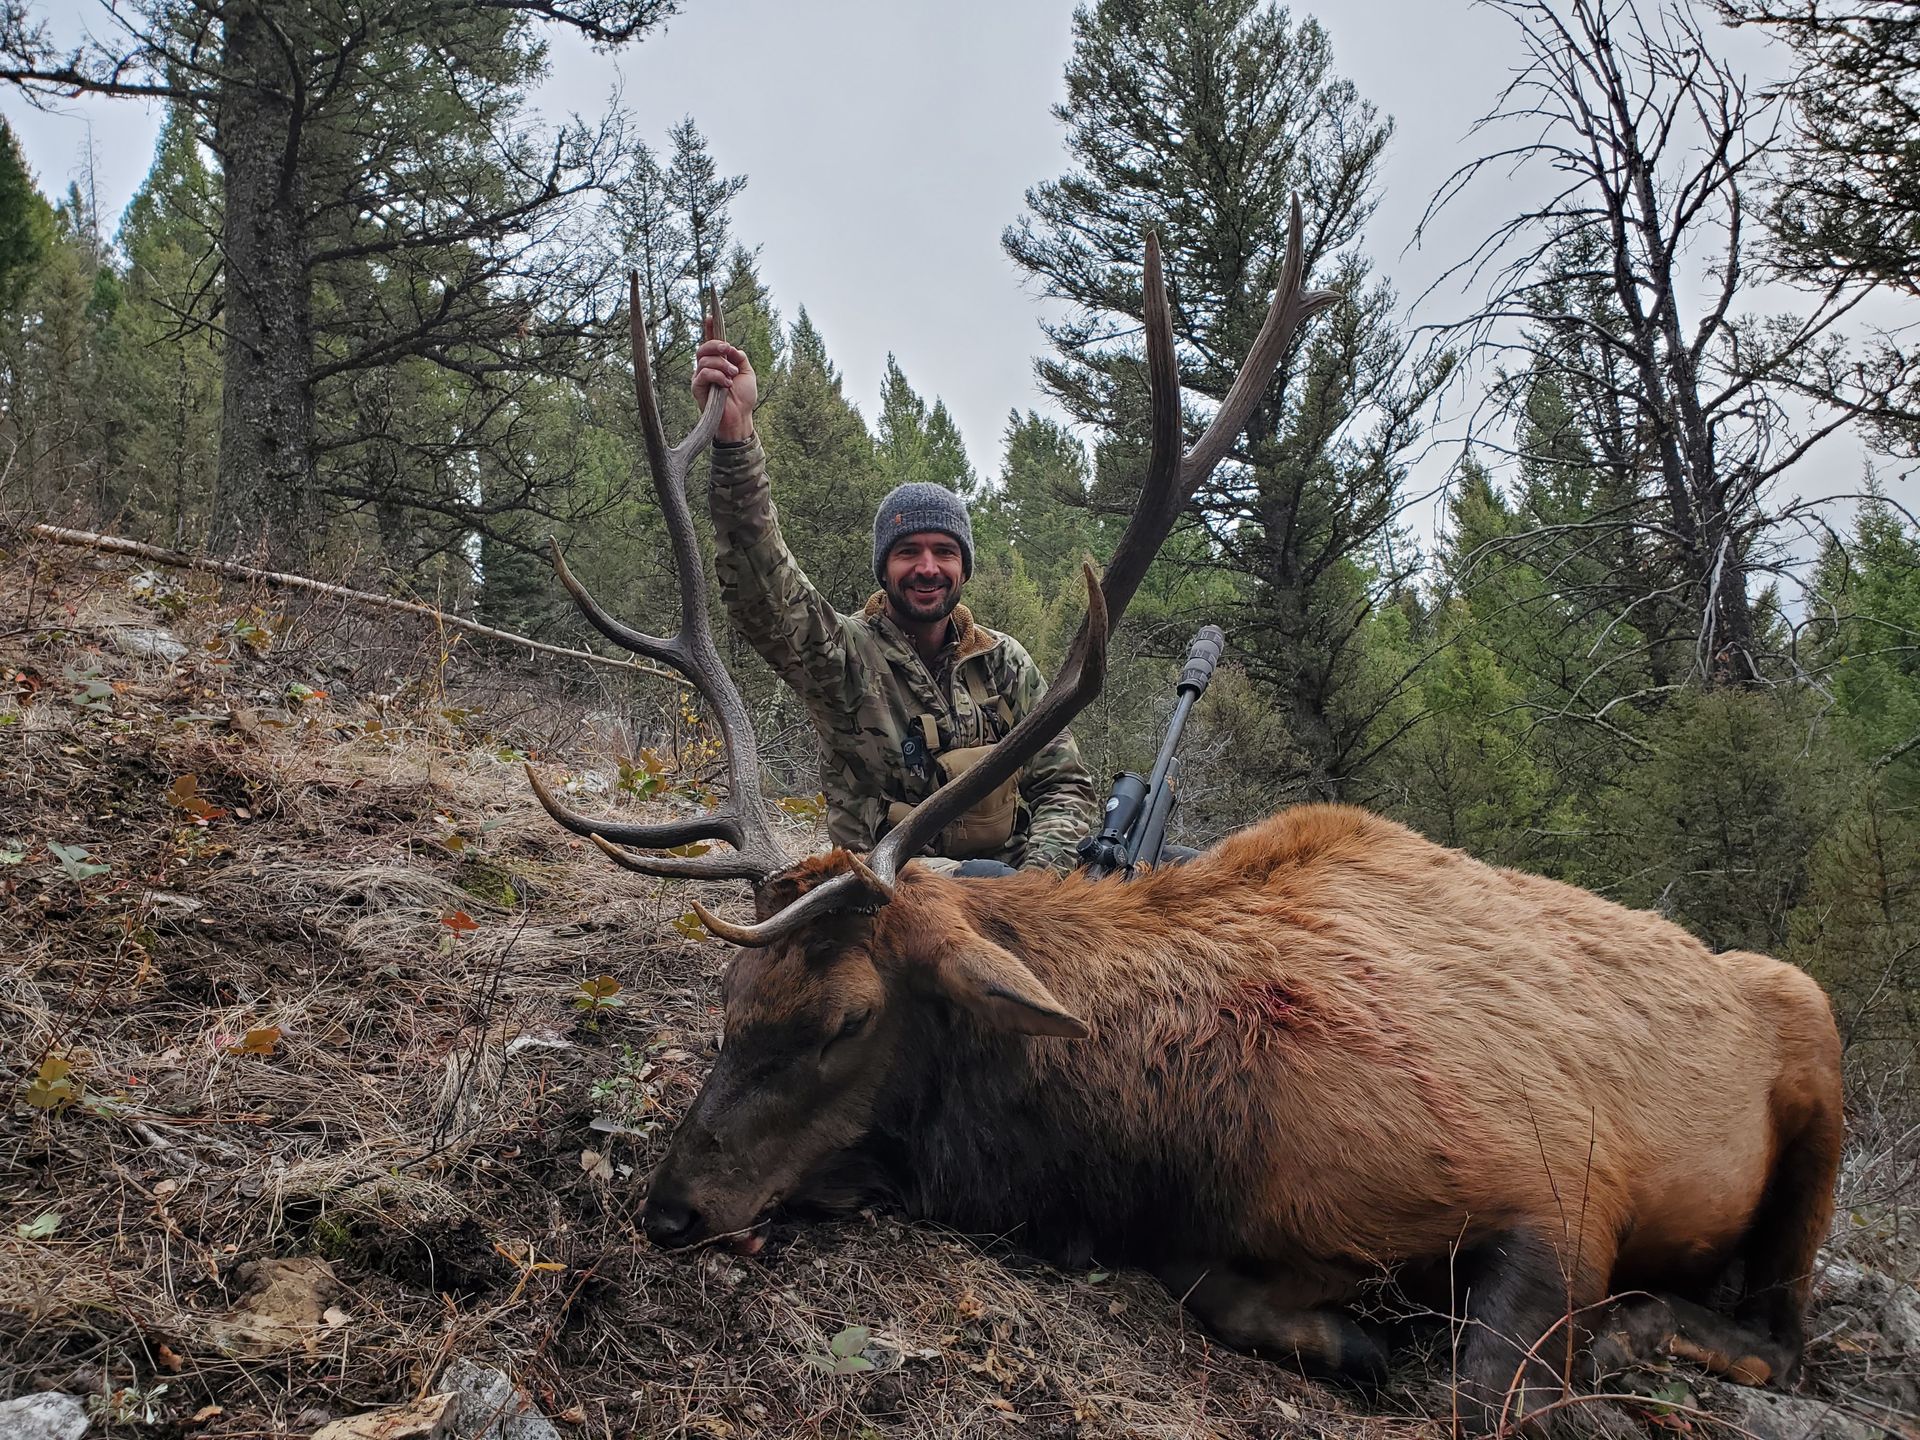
[210,0,315,564]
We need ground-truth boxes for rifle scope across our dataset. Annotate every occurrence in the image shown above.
[1077,624,1227,878]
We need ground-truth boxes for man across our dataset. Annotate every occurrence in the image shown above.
[693,328,1097,873]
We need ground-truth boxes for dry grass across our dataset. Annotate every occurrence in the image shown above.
[2,538,1914,1440]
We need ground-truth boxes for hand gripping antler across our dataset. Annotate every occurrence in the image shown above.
[692,197,1340,946]
[525,276,786,884]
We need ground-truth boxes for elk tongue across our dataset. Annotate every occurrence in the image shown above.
[728,1222,770,1256]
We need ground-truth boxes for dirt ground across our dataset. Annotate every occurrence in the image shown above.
[3,538,1916,1440]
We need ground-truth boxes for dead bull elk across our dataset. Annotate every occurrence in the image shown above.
[527,204,1843,1431]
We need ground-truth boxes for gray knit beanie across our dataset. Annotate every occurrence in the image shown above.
[872,482,974,580]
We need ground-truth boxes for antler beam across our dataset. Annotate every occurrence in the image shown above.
[526,276,787,884]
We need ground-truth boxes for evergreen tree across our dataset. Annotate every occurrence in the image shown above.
[0,186,121,524]
[978,410,1095,590]
[1005,0,1443,795]
[0,0,679,563]
[754,308,885,607]
[875,356,976,497]
[1720,0,1920,298]
[1808,493,1920,791]
[111,106,222,545]
[667,118,747,306]
[0,117,51,314]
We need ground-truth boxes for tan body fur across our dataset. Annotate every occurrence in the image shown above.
[943,806,1841,1298]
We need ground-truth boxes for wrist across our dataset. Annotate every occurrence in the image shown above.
[716,419,756,445]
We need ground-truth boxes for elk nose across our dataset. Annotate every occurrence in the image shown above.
[643,1195,699,1248]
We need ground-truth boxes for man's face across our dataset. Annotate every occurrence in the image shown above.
[882,531,966,625]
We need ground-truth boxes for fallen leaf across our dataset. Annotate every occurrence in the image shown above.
[153,1342,185,1373]
[23,1055,78,1111]
[439,909,479,933]
[15,1211,61,1240]
[189,1406,224,1425]
[323,1305,352,1328]
[580,1149,614,1182]
[226,1026,282,1057]
[47,841,110,883]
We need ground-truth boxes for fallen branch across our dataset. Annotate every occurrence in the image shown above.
[23,523,690,688]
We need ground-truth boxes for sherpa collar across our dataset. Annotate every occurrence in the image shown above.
[861,592,999,663]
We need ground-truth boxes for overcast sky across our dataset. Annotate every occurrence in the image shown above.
[3,1,1905,545]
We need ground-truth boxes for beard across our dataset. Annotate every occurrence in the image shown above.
[884,573,962,624]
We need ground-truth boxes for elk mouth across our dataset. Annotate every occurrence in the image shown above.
[725,1218,772,1256]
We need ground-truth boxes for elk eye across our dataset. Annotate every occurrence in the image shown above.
[824,1009,872,1054]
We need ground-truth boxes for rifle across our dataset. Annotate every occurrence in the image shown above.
[1076,624,1225,879]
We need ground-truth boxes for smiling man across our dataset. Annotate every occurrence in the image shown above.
[694,329,1097,873]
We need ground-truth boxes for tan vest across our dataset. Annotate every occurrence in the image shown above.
[885,667,1020,860]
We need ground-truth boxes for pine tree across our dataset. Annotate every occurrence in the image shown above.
[111,106,222,545]
[979,410,1095,589]
[1005,0,1443,795]
[667,118,746,305]
[0,117,51,314]
[875,356,976,497]
[754,309,885,607]
[1720,0,1920,298]
[1,0,679,563]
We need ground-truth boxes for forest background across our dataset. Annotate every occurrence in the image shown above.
[0,0,1917,1101]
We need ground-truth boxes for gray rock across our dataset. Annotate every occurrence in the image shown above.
[0,1393,88,1440]
[436,1360,558,1440]
[1715,1386,1895,1440]
[109,626,187,663]
[1817,1253,1920,1350]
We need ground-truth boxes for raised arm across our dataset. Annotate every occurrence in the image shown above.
[697,332,861,724]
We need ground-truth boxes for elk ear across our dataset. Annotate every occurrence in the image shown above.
[923,935,1089,1039]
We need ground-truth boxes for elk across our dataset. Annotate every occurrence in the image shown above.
[528,205,1844,1434]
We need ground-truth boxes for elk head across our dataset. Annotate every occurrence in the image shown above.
[529,206,1338,1251]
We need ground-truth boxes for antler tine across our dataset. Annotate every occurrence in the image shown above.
[780,197,1336,902]
[688,852,895,947]
[527,763,749,853]
[588,834,779,884]
[526,276,787,883]
[1184,196,1341,489]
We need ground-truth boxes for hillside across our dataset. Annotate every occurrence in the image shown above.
[3,535,1916,1440]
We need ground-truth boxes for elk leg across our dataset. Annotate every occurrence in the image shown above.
[1155,1261,1387,1389]
[1732,1079,1843,1384]
[1589,1293,1788,1388]
[1455,1228,1613,1435]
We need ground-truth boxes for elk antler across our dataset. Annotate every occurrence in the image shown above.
[525,276,787,884]
[704,196,1341,946]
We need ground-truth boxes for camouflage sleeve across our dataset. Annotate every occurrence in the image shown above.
[709,434,861,725]
[1000,638,1100,873]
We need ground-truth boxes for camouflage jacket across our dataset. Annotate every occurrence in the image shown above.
[708,435,1097,872]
